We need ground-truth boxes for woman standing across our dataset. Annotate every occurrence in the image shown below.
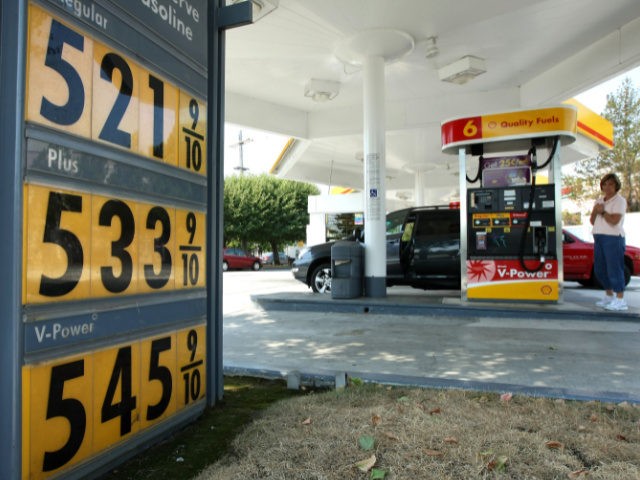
[589,173,628,311]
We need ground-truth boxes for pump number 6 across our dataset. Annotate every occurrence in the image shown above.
[463,119,479,138]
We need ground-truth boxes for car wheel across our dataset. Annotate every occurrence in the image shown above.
[624,264,631,286]
[310,263,331,294]
[252,261,261,271]
[222,261,229,272]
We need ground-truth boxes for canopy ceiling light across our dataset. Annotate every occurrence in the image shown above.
[304,79,340,102]
[227,0,278,21]
[438,55,486,85]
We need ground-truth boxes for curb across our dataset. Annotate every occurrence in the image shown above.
[251,294,640,322]
[223,365,640,405]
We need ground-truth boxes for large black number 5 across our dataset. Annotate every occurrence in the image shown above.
[40,192,84,297]
[99,53,133,148]
[40,19,85,126]
[146,337,172,421]
[43,360,86,472]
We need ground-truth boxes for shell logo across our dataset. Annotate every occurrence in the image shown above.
[467,260,496,283]
[540,285,553,295]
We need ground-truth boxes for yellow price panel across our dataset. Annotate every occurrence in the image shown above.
[26,4,205,171]
[24,353,94,478]
[138,204,176,294]
[24,184,206,305]
[139,333,178,430]
[24,184,92,304]
[90,194,139,298]
[23,326,206,479]
[91,41,140,153]
[179,92,207,175]
[26,5,94,139]
[177,325,207,408]
[92,343,142,454]
[175,209,206,289]
[140,72,180,166]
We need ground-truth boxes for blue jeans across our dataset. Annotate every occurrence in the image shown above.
[593,234,626,293]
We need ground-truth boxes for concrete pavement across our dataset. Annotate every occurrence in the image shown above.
[222,271,640,403]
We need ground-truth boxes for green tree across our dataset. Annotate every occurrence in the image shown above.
[561,210,581,226]
[566,77,640,211]
[224,174,319,264]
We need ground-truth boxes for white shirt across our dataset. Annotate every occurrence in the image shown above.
[592,193,626,236]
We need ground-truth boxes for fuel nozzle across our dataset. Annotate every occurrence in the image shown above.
[532,226,547,260]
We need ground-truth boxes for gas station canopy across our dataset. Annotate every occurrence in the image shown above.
[225,0,640,206]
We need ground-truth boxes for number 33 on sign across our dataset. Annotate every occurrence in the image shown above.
[22,325,206,478]
[25,5,206,175]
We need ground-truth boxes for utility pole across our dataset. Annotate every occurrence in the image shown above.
[230,130,252,174]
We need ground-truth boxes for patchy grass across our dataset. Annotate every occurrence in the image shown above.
[101,376,305,479]
[105,377,640,480]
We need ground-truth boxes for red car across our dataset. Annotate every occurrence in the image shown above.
[562,229,640,286]
[223,248,262,271]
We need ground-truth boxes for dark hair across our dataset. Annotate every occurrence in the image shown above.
[600,173,621,192]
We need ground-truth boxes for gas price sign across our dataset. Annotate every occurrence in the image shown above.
[23,325,206,477]
[26,4,207,175]
[20,2,210,478]
[23,184,206,304]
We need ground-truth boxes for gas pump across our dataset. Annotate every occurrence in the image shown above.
[442,106,577,302]
[468,146,556,271]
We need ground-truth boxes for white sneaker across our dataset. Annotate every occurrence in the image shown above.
[604,298,628,311]
[596,295,614,307]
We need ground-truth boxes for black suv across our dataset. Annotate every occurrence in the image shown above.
[291,206,461,293]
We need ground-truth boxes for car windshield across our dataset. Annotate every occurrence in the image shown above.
[386,209,409,235]
[564,225,594,243]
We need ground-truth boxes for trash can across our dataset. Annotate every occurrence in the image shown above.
[331,241,363,299]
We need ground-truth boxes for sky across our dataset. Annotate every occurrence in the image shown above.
[223,124,289,177]
[574,66,640,113]
[222,66,640,178]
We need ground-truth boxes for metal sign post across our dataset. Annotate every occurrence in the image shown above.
[0,2,27,479]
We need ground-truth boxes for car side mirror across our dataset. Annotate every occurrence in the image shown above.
[353,228,363,242]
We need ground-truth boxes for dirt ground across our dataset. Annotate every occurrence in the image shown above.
[194,383,640,480]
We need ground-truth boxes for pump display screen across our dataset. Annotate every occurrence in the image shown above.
[479,155,531,188]
[482,166,531,187]
[469,190,495,211]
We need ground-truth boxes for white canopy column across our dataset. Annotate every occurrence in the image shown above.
[335,29,415,297]
[362,54,387,296]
